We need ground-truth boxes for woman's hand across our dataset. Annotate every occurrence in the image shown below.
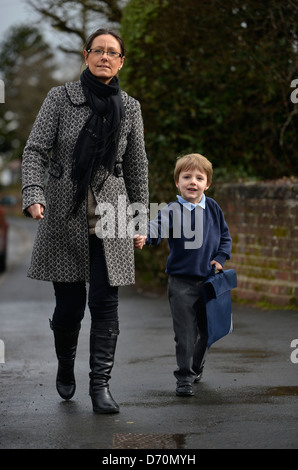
[133,234,146,250]
[27,203,45,220]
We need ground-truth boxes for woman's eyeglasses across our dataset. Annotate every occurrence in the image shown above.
[87,49,123,59]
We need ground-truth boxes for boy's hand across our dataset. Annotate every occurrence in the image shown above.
[211,260,223,270]
[134,234,146,250]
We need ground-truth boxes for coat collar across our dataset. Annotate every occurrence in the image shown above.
[65,81,87,105]
[64,80,128,106]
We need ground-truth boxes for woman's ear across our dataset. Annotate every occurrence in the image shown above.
[119,56,125,71]
[83,49,89,64]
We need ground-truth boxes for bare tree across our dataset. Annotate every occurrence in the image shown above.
[27,0,125,56]
[0,25,60,161]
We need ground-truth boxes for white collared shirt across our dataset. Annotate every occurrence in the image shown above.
[176,193,206,211]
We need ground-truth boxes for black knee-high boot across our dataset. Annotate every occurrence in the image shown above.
[89,320,119,414]
[49,319,81,400]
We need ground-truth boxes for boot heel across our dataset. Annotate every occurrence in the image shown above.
[90,386,119,414]
[89,321,120,414]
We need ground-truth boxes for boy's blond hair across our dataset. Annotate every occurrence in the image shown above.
[174,153,213,187]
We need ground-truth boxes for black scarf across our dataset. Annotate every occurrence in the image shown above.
[70,67,124,214]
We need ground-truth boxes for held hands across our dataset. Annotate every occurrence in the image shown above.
[134,234,146,250]
[27,203,45,220]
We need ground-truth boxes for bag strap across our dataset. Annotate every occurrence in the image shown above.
[210,265,224,276]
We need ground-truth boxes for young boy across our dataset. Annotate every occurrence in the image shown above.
[134,153,232,397]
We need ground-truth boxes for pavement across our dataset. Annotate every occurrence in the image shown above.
[0,217,298,451]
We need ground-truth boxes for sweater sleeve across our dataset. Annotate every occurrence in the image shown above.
[146,212,163,246]
[146,203,174,246]
[213,207,232,266]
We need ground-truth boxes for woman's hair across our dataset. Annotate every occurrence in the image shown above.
[174,153,213,187]
[84,28,126,57]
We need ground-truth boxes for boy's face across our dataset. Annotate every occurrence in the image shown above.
[176,168,209,204]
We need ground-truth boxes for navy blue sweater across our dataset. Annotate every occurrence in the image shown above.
[146,198,232,278]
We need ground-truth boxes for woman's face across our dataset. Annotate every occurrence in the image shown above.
[84,34,125,84]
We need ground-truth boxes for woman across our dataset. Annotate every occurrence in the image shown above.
[22,28,149,414]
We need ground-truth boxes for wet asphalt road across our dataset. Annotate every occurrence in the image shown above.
[0,216,298,451]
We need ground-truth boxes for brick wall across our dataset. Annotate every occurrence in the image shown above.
[214,179,298,309]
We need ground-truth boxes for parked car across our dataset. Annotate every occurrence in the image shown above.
[0,205,8,272]
[0,195,17,205]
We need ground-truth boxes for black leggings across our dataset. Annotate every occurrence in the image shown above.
[52,235,118,331]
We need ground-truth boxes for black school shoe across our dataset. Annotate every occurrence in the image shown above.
[194,371,203,383]
[193,366,204,383]
[176,383,194,397]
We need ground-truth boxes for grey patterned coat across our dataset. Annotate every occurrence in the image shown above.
[22,81,149,286]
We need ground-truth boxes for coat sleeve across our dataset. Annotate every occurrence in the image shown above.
[21,87,61,216]
[122,98,149,232]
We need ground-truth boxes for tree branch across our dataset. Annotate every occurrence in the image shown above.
[280,107,298,147]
